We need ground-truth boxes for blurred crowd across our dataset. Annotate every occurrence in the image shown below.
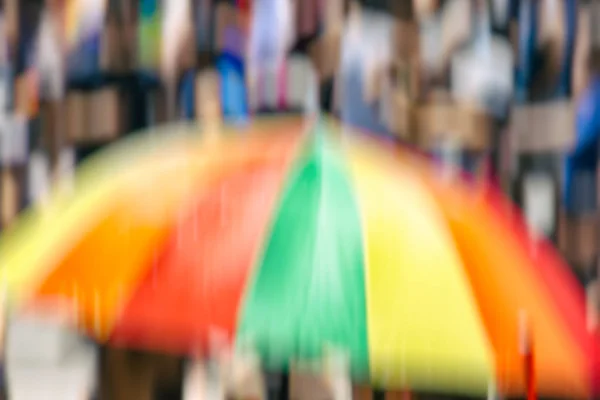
[4,0,596,272]
[0,0,600,397]
[0,0,596,286]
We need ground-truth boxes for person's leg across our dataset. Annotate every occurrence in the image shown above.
[154,354,185,399]
[561,167,598,286]
[276,60,288,110]
[98,347,155,400]
[320,76,335,114]
[263,370,288,400]
[280,371,289,400]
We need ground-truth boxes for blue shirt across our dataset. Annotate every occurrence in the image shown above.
[217,52,249,124]
[564,76,600,213]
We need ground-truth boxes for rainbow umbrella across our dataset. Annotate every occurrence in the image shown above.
[0,118,595,398]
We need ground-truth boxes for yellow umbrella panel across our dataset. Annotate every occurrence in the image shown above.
[345,143,495,394]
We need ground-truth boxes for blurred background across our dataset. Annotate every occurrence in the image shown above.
[1,0,600,398]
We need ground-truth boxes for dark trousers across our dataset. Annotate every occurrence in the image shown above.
[264,370,289,400]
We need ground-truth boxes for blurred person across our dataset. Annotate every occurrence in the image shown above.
[448,0,513,182]
[416,0,471,94]
[35,0,67,187]
[0,2,11,68]
[193,0,214,56]
[178,50,249,125]
[217,24,249,122]
[99,346,184,400]
[515,0,576,102]
[413,0,439,20]
[562,39,600,285]
[182,335,266,400]
[246,0,295,112]
[572,0,592,100]
[36,0,64,101]
[63,0,107,81]
[335,0,395,138]
[162,0,194,119]
[490,0,511,32]
[512,0,576,246]
[316,0,345,113]
[13,0,42,118]
[536,0,575,100]
[450,0,513,118]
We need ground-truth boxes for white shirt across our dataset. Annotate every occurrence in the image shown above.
[162,0,192,79]
[36,10,64,100]
[248,0,294,69]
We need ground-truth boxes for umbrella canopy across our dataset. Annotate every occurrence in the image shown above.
[387,142,597,397]
[0,118,595,398]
